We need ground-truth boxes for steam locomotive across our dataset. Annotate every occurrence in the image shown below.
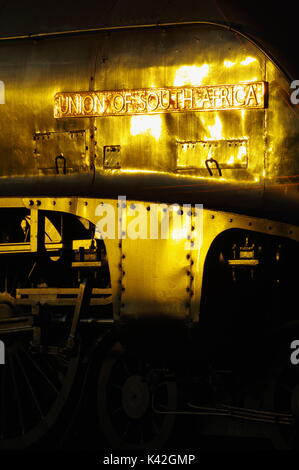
[0,0,299,450]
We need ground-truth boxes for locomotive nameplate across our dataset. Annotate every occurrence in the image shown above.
[54,81,267,118]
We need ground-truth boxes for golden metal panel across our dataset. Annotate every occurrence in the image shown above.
[177,139,248,169]
[35,130,87,174]
[119,201,197,321]
[1,198,299,324]
[0,24,268,183]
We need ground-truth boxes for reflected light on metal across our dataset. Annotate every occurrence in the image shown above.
[223,60,236,68]
[241,56,257,66]
[130,115,162,139]
[174,64,209,86]
[237,145,247,161]
[207,116,223,140]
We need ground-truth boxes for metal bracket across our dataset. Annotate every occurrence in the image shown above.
[55,154,67,174]
[205,158,222,177]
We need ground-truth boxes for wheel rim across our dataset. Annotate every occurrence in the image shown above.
[0,333,79,449]
[97,342,177,450]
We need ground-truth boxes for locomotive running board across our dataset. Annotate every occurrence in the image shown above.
[0,315,34,334]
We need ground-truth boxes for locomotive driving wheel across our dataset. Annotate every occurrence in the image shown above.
[97,341,177,450]
[0,330,80,449]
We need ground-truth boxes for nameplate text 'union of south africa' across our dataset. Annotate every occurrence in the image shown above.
[54,81,267,118]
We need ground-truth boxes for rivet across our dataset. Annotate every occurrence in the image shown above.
[29,200,34,206]
[211,215,215,219]
[52,201,56,206]
[36,200,41,206]
[85,201,88,206]
[146,206,151,211]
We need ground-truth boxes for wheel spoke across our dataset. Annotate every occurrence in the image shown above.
[9,355,25,435]
[15,351,44,419]
[0,334,78,448]
[20,347,59,395]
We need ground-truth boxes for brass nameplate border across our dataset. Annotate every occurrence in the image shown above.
[54,81,267,118]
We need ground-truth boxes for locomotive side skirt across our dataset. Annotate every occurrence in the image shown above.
[0,197,298,324]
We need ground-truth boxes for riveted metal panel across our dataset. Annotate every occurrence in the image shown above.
[34,130,87,175]
[0,21,298,224]
[1,197,299,324]
[177,139,248,170]
[103,145,121,169]
[119,201,198,320]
